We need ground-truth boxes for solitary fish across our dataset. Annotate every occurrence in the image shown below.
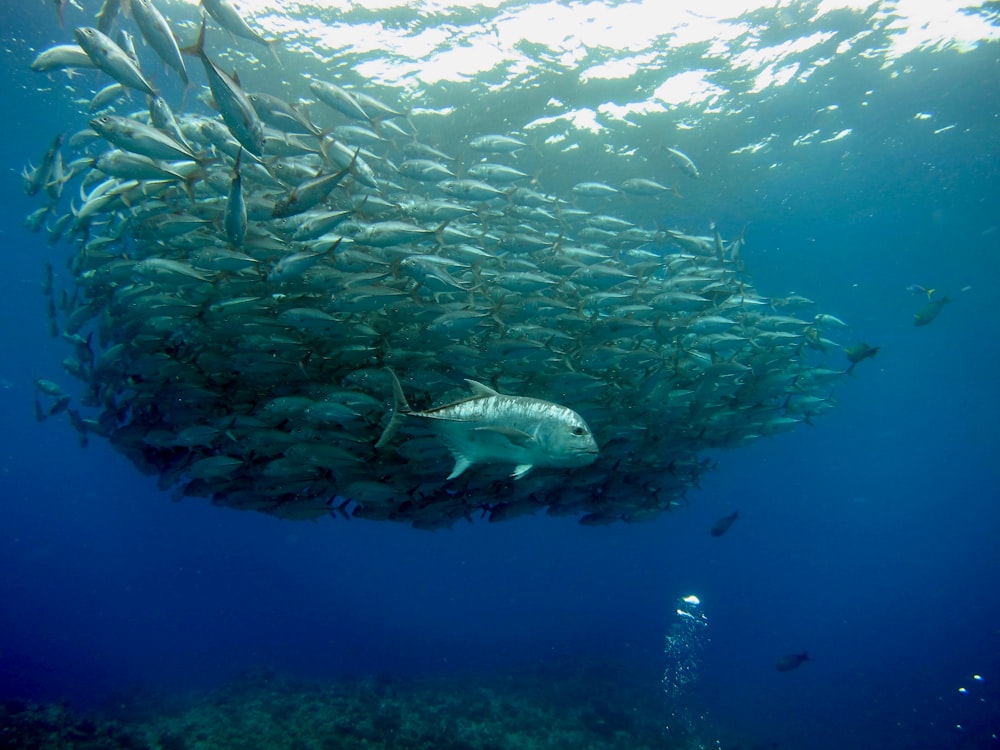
[906,284,934,299]
[775,652,810,672]
[665,146,699,178]
[914,297,950,327]
[710,509,739,537]
[376,369,599,480]
[844,342,879,373]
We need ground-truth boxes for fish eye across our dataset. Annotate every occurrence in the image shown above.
[571,426,585,436]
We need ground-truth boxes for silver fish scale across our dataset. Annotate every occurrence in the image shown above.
[24,2,860,527]
[420,393,576,430]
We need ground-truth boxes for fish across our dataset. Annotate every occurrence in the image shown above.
[375,369,599,480]
[89,114,199,162]
[664,146,699,178]
[73,26,156,97]
[130,0,188,85]
[469,134,528,153]
[22,135,64,196]
[844,342,879,373]
[272,159,354,219]
[775,652,810,672]
[201,0,274,49]
[224,149,247,247]
[572,181,620,197]
[710,509,739,537]
[20,0,864,528]
[310,80,370,122]
[52,0,68,26]
[914,297,950,326]
[181,18,265,156]
[31,44,98,73]
[620,177,673,196]
[88,82,127,112]
[906,284,933,297]
[95,0,124,36]
[248,92,320,136]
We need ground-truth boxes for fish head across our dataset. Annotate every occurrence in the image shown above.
[89,115,115,135]
[73,27,98,47]
[537,407,599,468]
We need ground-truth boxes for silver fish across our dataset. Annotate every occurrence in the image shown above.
[131,0,188,84]
[89,115,199,162]
[201,0,273,48]
[182,19,265,156]
[665,146,700,178]
[73,26,156,97]
[376,370,599,480]
[224,150,247,247]
[31,44,97,73]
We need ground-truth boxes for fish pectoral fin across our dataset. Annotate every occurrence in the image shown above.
[511,463,534,480]
[446,453,473,480]
[465,379,500,397]
[472,425,536,447]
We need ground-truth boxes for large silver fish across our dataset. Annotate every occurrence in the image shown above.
[73,26,156,97]
[182,18,265,156]
[376,369,599,480]
[89,114,199,162]
[130,0,188,85]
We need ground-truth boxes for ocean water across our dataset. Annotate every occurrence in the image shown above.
[1,1,999,748]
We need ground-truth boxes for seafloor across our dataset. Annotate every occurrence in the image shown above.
[0,659,749,750]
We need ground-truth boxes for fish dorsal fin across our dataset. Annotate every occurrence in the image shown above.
[465,379,499,397]
[473,425,535,447]
[446,453,473,480]
[511,463,534,480]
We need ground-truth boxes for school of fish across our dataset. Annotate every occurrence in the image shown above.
[24,0,865,528]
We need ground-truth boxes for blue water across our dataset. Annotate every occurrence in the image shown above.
[2,2,999,748]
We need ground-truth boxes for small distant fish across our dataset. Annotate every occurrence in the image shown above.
[202,0,274,50]
[224,149,246,247]
[572,181,620,197]
[52,0,68,26]
[906,284,934,299]
[469,134,528,153]
[664,146,699,178]
[775,651,810,672]
[620,177,673,196]
[844,342,879,373]
[95,0,124,36]
[914,297,950,327]
[375,369,599,480]
[710,509,739,537]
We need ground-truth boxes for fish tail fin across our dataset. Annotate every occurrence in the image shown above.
[926,288,936,299]
[181,14,207,58]
[291,103,322,137]
[266,40,283,68]
[433,219,451,247]
[331,496,352,520]
[374,368,412,449]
